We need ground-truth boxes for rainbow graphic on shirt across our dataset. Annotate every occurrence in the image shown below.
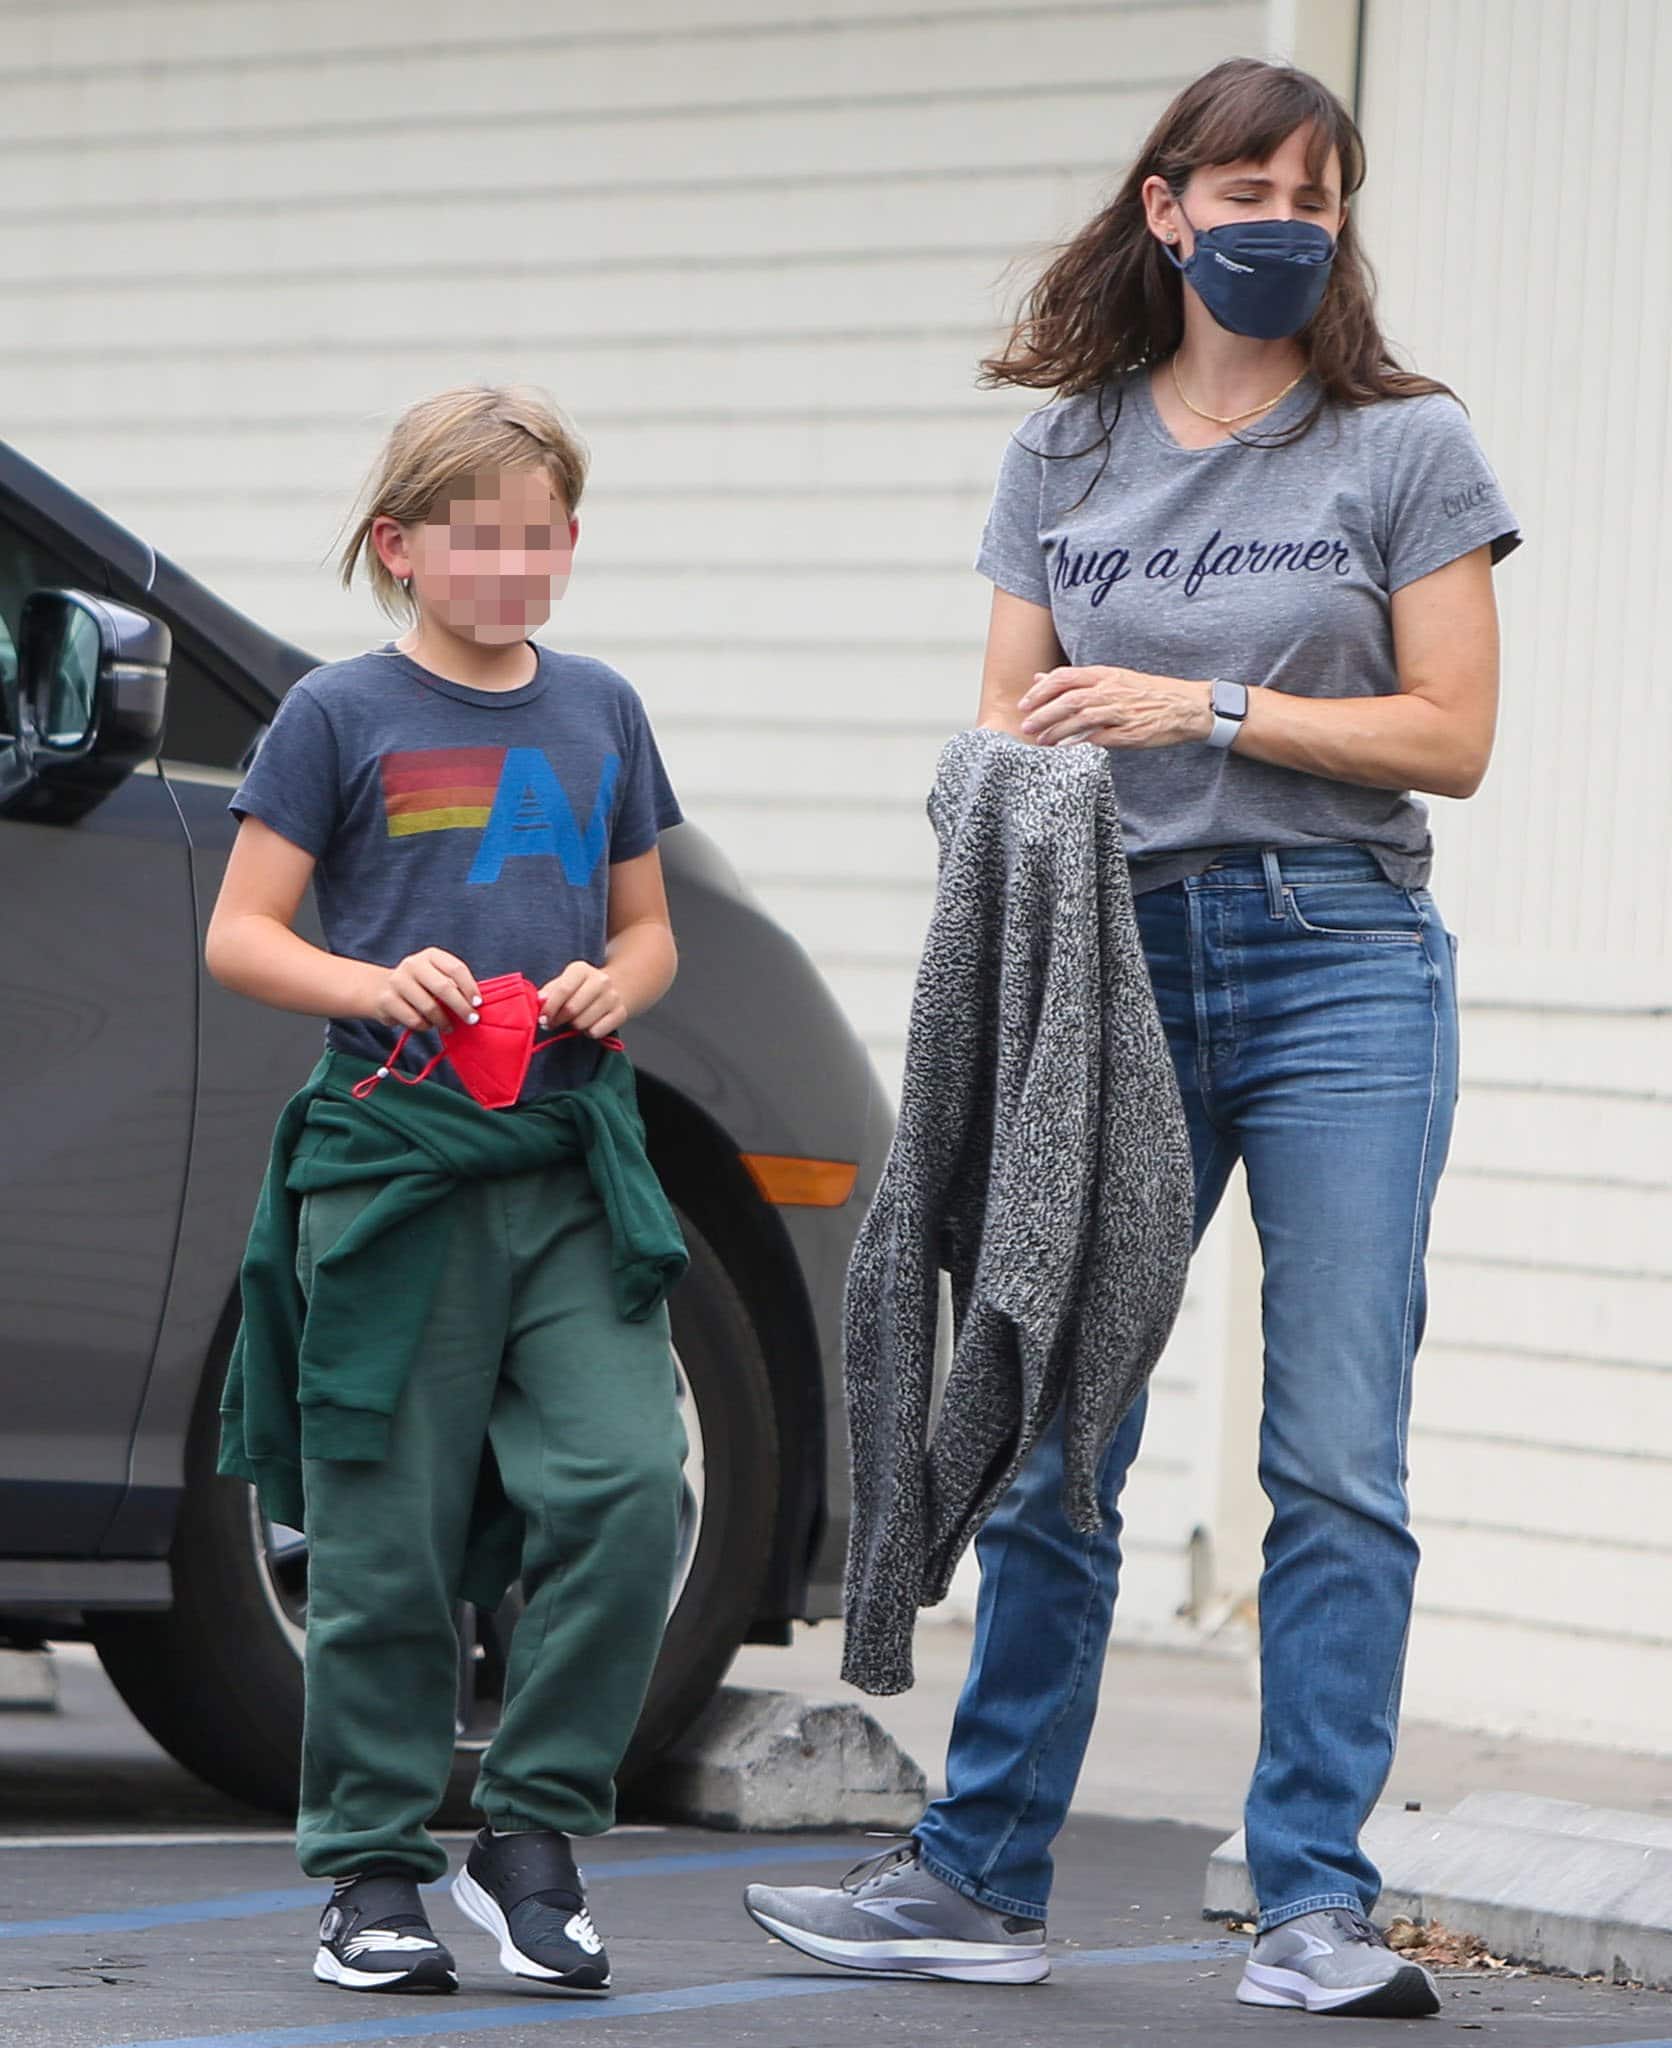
[379,745,621,887]
[381,746,505,836]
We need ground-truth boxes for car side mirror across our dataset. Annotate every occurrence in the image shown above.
[0,588,171,823]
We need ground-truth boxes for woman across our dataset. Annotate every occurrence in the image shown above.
[745,58,1518,2021]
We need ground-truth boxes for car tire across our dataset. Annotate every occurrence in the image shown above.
[90,1206,781,1820]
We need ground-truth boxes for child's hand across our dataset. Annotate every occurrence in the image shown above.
[540,961,626,1038]
[371,948,481,1031]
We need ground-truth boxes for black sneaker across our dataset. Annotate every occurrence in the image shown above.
[451,1827,610,1994]
[313,1869,458,1994]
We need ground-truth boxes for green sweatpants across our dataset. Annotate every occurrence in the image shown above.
[294,1157,686,1881]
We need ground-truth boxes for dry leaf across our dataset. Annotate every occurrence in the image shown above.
[1377,1917,1508,1970]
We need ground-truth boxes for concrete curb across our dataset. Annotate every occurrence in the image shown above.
[1204,1792,1672,1988]
[632,1686,927,1833]
[0,1650,58,1713]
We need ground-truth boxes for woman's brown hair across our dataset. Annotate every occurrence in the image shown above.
[981,57,1449,445]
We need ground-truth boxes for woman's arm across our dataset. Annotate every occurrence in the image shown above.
[1221,546,1499,798]
[1017,545,1501,802]
[539,846,677,1037]
[974,587,1065,736]
[205,815,478,1029]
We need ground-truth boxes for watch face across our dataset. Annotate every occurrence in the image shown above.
[1212,679,1246,718]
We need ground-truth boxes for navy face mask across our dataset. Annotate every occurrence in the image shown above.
[1162,206,1336,341]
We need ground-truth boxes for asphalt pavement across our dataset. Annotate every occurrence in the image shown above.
[1,1651,1669,2048]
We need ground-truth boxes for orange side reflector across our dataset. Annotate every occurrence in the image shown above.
[740,1153,859,1208]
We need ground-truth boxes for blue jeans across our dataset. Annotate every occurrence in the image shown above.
[914,844,1459,1934]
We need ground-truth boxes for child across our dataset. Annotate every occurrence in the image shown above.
[208,385,689,1999]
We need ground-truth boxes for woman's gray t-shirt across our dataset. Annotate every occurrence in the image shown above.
[975,372,1520,891]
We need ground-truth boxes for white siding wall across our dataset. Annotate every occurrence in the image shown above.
[3,0,1267,1641]
[1356,0,1672,1752]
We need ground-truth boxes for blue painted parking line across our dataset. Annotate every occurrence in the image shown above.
[0,1886,322,1940]
[1063,1940,1243,1968]
[0,1842,865,1939]
[77,1978,867,2048]
[89,1941,1250,2048]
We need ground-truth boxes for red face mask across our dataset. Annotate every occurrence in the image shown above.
[350,971,623,1110]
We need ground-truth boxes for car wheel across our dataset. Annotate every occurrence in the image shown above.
[90,1207,781,1819]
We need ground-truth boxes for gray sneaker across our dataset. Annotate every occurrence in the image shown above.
[743,1842,1048,1984]
[1238,1907,1441,2016]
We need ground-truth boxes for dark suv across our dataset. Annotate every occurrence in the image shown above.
[0,442,890,1814]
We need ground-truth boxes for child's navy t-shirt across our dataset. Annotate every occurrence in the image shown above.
[229,643,682,1101]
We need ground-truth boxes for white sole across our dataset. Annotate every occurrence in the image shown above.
[746,1905,1049,1985]
[1238,1959,1437,2014]
[450,1867,611,1993]
[312,1946,457,1994]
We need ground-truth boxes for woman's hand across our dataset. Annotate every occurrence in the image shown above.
[1017,666,1213,749]
[371,948,480,1031]
[540,961,627,1038]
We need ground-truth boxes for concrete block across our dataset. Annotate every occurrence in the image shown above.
[633,1686,927,1834]
[1448,1790,1672,1852]
[1205,1797,1672,1988]
[0,1648,58,1712]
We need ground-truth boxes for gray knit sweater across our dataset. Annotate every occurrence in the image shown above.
[840,729,1195,1695]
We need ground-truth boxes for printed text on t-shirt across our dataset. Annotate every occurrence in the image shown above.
[1051,528,1354,605]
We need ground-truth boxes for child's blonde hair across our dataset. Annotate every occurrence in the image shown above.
[338,384,590,621]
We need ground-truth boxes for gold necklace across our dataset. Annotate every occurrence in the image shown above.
[1170,355,1307,427]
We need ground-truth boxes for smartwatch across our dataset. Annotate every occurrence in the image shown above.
[1206,677,1249,750]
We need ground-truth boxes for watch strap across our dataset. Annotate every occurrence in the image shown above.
[1206,677,1248,750]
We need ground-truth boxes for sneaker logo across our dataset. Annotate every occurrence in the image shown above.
[850,1896,954,1937]
[565,1910,603,1956]
[319,1907,343,1941]
[1285,1930,1338,1960]
[343,1931,436,1959]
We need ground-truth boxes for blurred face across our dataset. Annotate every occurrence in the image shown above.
[1151,122,1346,256]
[378,467,576,645]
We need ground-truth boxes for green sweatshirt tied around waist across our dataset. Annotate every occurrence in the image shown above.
[217,1047,687,1608]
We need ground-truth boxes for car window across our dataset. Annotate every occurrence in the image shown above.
[0,614,15,744]
[160,648,268,773]
[0,513,74,748]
